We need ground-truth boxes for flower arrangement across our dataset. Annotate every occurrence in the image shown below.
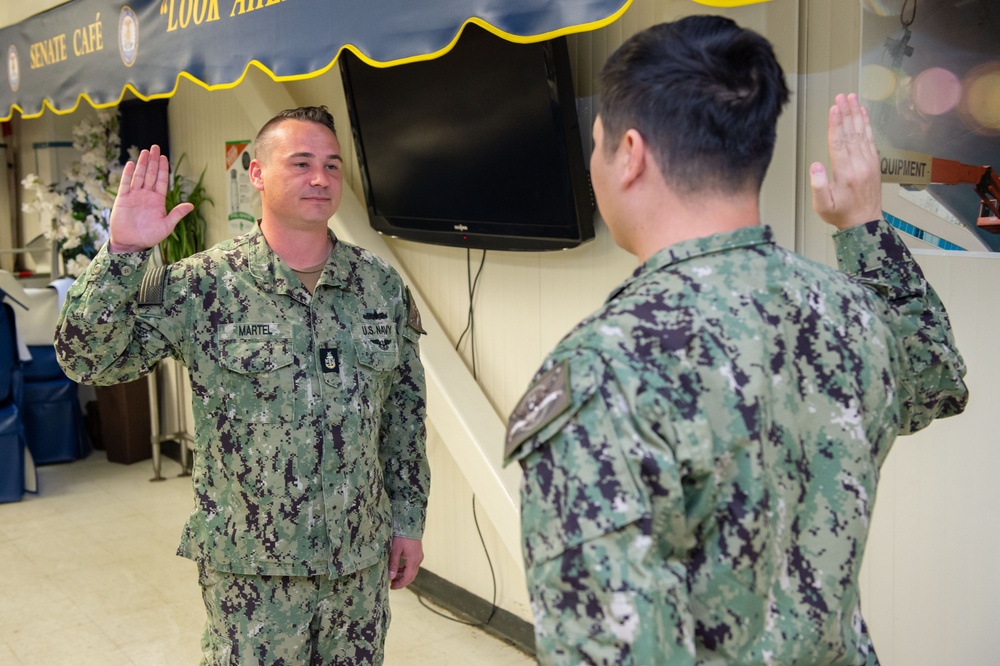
[20,110,125,277]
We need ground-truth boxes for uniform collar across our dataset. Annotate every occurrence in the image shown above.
[607,224,775,304]
[247,222,348,297]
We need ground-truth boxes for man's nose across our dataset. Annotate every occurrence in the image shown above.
[310,168,329,187]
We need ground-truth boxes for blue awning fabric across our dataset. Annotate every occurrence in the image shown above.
[1,0,633,121]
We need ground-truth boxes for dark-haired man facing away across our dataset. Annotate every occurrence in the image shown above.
[505,16,968,665]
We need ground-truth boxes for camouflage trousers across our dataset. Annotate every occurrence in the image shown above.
[198,562,390,665]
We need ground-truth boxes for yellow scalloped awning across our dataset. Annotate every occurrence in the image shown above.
[2,0,634,121]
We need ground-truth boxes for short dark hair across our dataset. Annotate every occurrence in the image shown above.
[254,106,338,162]
[597,16,789,195]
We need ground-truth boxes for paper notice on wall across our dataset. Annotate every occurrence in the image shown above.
[226,141,255,236]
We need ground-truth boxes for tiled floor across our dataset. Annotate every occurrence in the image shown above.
[0,452,534,665]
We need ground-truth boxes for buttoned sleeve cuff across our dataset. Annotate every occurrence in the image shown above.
[391,504,426,540]
[831,219,895,274]
[832,218,930,296]
[83,242,153,285]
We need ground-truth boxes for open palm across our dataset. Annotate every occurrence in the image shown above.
[809,93,883,231]
[109,145,195,253]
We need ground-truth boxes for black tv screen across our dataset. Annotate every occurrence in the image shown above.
[339,25,594,251]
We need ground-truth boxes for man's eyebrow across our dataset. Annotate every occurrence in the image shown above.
[289,151,342,161]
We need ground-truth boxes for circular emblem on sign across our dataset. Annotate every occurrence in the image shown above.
[7,45,19,92]
[118,7,139,67]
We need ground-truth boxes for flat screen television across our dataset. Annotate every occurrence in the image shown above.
[339,24,595,251]
[118,98,170,164]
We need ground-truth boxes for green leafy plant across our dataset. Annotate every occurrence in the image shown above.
[160,153,213,264]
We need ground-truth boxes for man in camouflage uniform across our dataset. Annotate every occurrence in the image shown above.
[504,17,968,665]
[55,106,429,665]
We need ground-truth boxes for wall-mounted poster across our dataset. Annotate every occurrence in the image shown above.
[225,140,255,237]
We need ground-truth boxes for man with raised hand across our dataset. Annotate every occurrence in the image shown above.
[56,107,429,665]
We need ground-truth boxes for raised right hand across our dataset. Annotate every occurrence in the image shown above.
[809,93,883,231]
[108,145,195,253]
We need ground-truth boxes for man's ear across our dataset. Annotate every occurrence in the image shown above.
[249,159,264,192]
[619,129,647,188]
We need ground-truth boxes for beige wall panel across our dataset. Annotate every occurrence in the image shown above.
[166,79,259,249]
[860,251,1000,665]
[422,422,532,621]
[799,0,863,264]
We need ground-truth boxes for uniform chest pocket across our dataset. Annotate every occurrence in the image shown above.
[351,326,399,416]
[218,337,296,423]
[352,322,399,371]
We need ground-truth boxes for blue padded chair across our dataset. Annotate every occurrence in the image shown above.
[21,343,90,465]
[3,280,91,467]
[0,402,26,503]
[0,300,28,503]
[0,301,20,405]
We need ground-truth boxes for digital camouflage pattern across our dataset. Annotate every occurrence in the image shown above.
[199,562,389,665]
[56,223,429,580]
[505,220,968,665]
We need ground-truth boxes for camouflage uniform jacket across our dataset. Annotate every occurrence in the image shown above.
[56,224,429,579]
[505,221,968,665]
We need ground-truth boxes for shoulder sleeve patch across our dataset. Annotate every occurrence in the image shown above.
[138,266,168,306]
[505,360,572,459]
[405,286,426,335]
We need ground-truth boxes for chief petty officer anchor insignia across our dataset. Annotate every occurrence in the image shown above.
[321,348,339,373]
